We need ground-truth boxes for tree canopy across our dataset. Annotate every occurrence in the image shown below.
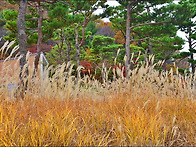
[2,0,196,81]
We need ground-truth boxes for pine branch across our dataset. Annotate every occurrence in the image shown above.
[130,37,165,44]
[26,18,38,21]
[57,1,73,7]
[192,41,196,45]
[131,29,142,35]
[185,35,189,40]
[132,10,146,18]
[130,37,149,42]
[130,0,139,11]
[130,20,172,30]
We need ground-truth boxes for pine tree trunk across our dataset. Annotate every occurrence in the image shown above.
[17,0,28,97]
[149,40,153,55]
[163,54,167,71]
[65,41,71,62]
[58,46,62,64]
[101,61,106,84]
[74,25,81,80]
[145,48,148,63]
[34,4,43,75]
[125,2,131,77]
[58,31,64,64]
[149,40,153,65]
[188,25,195,73]
[17,0,28,75]
[146,5,153,65]
[74,25,80,67]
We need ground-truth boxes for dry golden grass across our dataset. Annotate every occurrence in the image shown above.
[0,95,195,146]
[0,42,196,146]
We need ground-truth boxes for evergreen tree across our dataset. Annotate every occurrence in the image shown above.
[103,0,183,75]
[174,0,196,73]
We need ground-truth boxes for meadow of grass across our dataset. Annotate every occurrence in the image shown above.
[0,42,196,146]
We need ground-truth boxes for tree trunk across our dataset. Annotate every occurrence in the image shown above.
[163,54,167,71]
[74,25,80,67]
[65,41,71,62]
[74,25,81,80]
[17,0,28,75]
[17,0,28,97]
[101,61,106,84]
[145,48,148,63]
[148,40,153,65]
[58,31,64,64]
[125,1,132,77]
[190,54,195,73]
[58,45,62,64]
[34,4,43,75]
[146,5,153,65]
[149,40,153,55]
[188,25,195,73]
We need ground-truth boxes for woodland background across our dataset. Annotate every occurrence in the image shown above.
[0,0,195,80]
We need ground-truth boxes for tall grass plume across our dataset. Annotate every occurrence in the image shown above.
[0,41,196,146]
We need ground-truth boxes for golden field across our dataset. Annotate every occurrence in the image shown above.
[0,47,196,146]
[0,95,195,146]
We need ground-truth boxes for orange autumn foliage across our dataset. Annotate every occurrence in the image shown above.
[80,60,94,76]
[114,30,125,44]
